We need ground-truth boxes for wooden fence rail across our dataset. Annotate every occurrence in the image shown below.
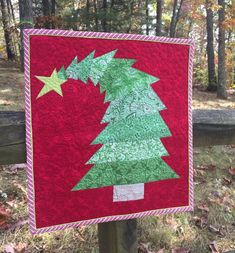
[1,109,235,165]
[0,109,235,253]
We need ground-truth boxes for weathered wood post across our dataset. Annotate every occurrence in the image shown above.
[0,109,235,253]
[98,220,137,253]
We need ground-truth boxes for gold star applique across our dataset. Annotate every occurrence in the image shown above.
[36,69,67,98]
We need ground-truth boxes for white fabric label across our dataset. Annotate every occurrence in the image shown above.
[113,183,144,202]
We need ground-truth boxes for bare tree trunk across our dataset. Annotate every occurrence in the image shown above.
[169,0,183,37]
[7,0,15,23]
[51,0,55,28]
[126,0,134,33]
[51,0,55,15]
[0,0,16,60]
[206,0,217,91]
[217,0,227,99]
[86,0,90,30]
[156,0,163,36]
[146,0,149,35]
[108,0,114,32]
[101,0,107,32]
[170,0,177,37]
[19,0,33,71]
[173,0,183,35]
[93,0,98,31]
[42,0,50,16]
[227,30,231,43]
[6,0,18,55]
[187,19,192,37]
[42,0,50,28]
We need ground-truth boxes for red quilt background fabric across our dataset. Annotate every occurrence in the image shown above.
[29,35,190,229]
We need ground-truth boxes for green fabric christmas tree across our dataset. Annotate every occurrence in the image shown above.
[56,50,178,190]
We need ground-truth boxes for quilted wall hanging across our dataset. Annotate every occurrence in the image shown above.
[24,29,194,234]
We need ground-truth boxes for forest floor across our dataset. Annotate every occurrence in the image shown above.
[0,59,235,253]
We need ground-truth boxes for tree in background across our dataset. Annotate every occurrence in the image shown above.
[205,0,217,91]
[146,0,149,35]
[101,0,107,32]
[0,0,16,60]
[155,0,163,36]
[41,0,56,28]
[42,0,50,28]
[169,0,184,37]
[224,1,234,89]
[19,0,33,71]
[217,0,228,99]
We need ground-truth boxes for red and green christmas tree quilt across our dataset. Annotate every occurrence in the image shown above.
[24,29,194,234]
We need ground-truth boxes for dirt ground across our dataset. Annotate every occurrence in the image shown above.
[0,60,235,253]
[0,60,24,111]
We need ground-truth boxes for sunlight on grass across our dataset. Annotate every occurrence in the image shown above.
[0,88,11,94]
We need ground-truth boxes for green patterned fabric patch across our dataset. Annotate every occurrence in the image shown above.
[66,51,95,82]
[102,85,165,123]
[89,50,117,85]
[72,157,178,190]
[88,139,168,164]
[92,113,171,144]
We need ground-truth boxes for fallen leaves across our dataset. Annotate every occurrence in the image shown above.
[193,168,206,183]
[138,243,165,253]
[75,229,86,242]
[208,188,234,211]
[172,248,191,253]
[4,245,15,253]
[228,167,235,176]
[138,242,153,253]
[0,218,28,232]
[192,215,208,228]
[194,164,217,184]
[6,164,26,174]
[14,242,27,253]
[138,243,192,253]
[197,203,209,212]
[13,182,27,196]
[165,216,179,231]
[208,225,219,233]
[209,241,220,253]
[208,225,226,237]
[196,164,216,172]
[0,205,11,227]
[222,177,232,186]
[4,243,27,253]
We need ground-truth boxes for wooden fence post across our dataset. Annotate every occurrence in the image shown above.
[98,220,138,253]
